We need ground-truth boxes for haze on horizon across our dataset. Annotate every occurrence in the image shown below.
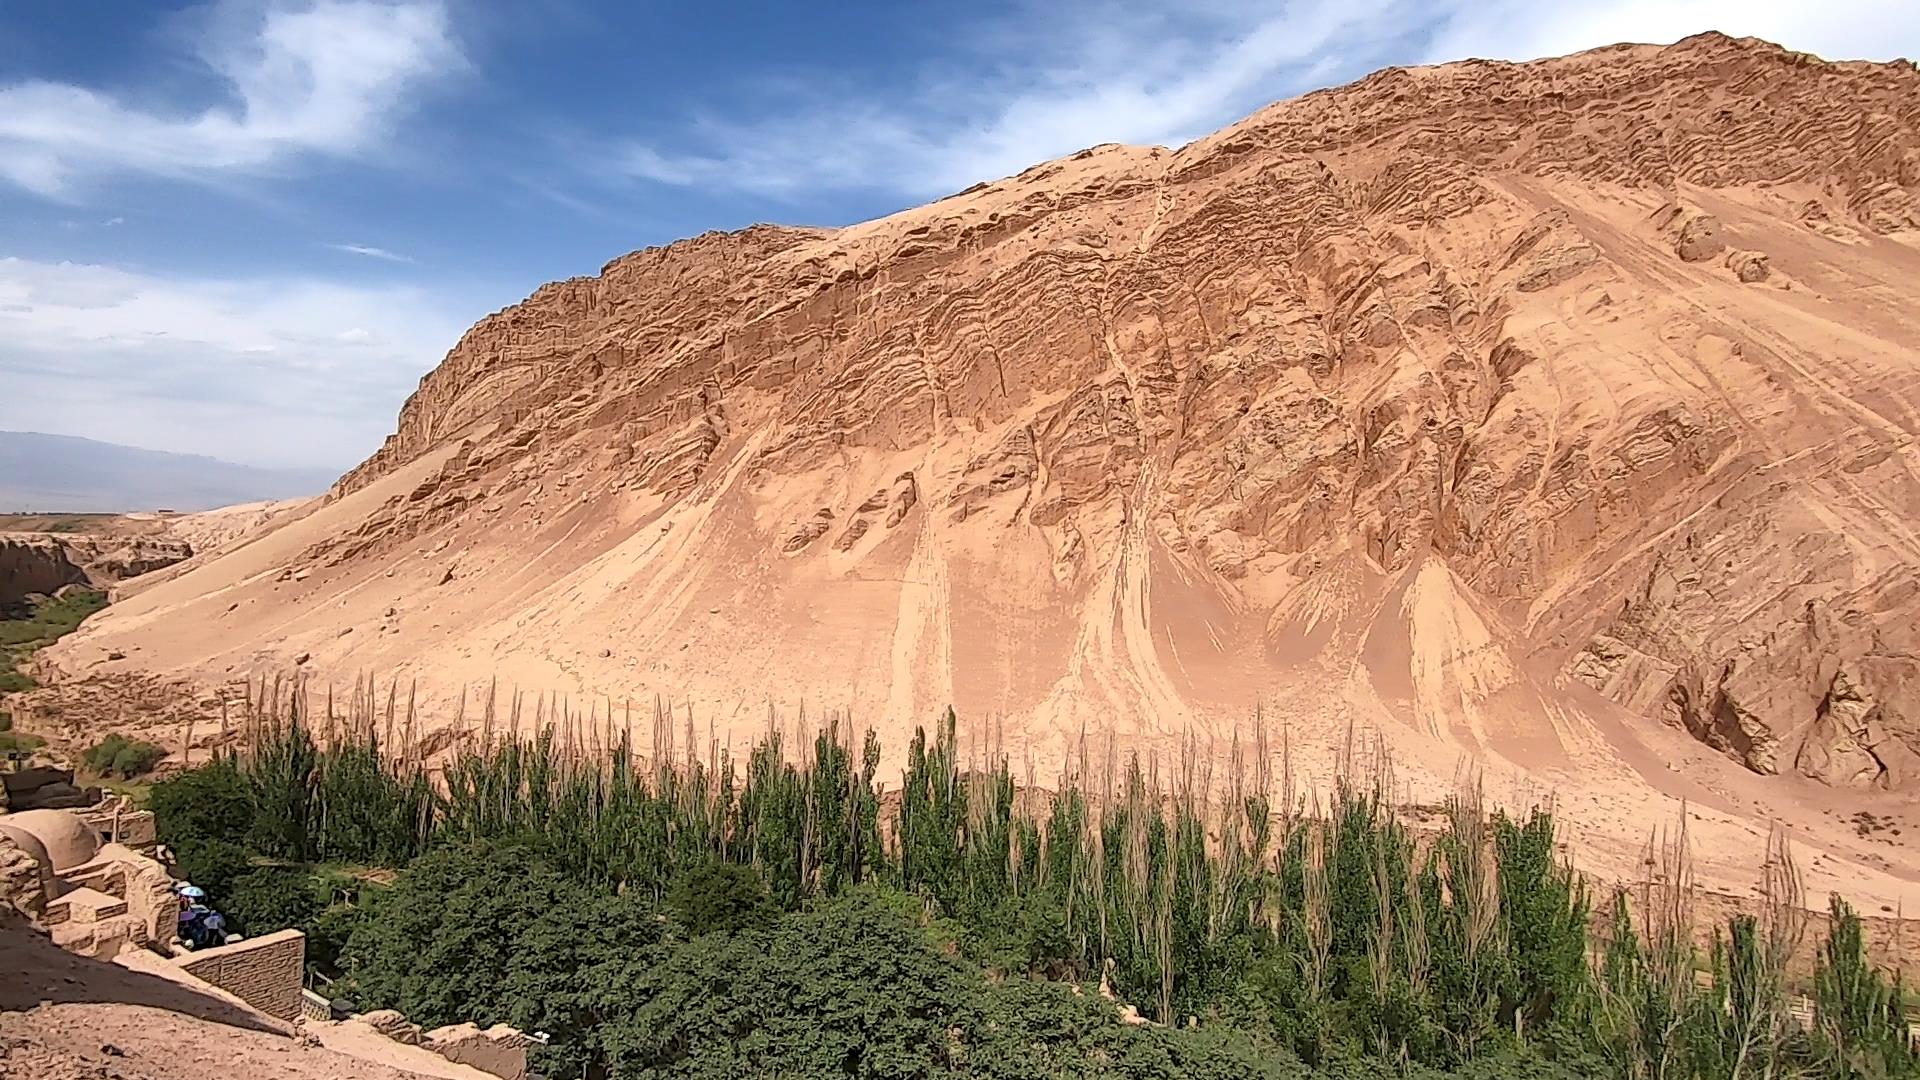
[3,0,1915,473]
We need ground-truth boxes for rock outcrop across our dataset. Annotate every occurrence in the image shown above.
[0,537,86,607]
[0,534,191,607]
[57,535,195,583]
[41,35,1920,804]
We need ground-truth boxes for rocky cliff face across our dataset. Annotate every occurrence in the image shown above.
[56,536,195,585]
[53,35,1920,797]
[0,535,192,607]
[0,538,87,607]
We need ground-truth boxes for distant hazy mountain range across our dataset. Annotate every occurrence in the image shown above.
[0,431,339,513]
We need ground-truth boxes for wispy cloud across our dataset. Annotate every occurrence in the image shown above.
[1422,0,1920,67]
[604,0,1920,203]
[0,0,462,199]
[330,242,414,263]
[0,255,463,468]
[607,0,1424,200]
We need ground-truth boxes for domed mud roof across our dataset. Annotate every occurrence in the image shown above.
[0,809,100,873]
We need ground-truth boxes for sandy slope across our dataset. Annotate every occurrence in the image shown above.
[34,34,1920,907]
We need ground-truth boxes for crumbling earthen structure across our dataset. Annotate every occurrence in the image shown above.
[0,806,171,957]
[350,1007,530,1080]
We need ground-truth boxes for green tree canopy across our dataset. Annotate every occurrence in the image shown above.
[665,859,778,937]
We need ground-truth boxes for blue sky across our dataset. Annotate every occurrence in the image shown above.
[3,1,1916,470]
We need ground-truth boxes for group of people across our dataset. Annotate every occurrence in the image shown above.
[172,881,232,950]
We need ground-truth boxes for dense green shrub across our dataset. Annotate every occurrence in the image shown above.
[305,899,373,978]
[343,839,667,1078]
[344,841,578,1027]
[171,838,255,901]
[153,760,262,905]
[82,733,167,778]
[224,865,327,939]
[151,757,255,849]
[666,859,777,936]
[605,886,977,1077]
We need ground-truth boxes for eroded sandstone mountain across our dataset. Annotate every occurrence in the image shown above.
[47,35,1920,807]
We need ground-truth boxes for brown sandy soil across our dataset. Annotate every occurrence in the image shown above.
[30,34,1920,915]
[121,501,314,561]
[0,918,490,1080]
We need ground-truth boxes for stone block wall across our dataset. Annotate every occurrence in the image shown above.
[175,929,306,1020]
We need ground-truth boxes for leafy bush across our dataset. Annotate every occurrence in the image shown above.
[224,865,327,938]
[152,760,261,903]
[172,838,255,902]
[306,899,373,978]
[604,886,1329,1080]
[666,859,777,936]
[344,840,575,1028]
[344,840,666,1078]
[601,886,979,1077]
[150,757,255,849]
[82,733,167,779]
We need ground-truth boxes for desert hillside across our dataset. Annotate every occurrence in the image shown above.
[36,33,1920,905]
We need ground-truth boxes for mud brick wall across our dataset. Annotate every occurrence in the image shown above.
[176,929,305,1020]
[426,1023,529,1080]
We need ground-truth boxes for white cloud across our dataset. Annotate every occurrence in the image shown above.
[612,0,1423,199]
[0,256,463,468]
[1424,0,1920,67]
[610,0,1920,202]
[0,0,461,197]
[330,242,414,262]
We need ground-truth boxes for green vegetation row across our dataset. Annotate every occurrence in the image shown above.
[79,732,166,778]
[0,587,106,692]
[149,702,1918,1079]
